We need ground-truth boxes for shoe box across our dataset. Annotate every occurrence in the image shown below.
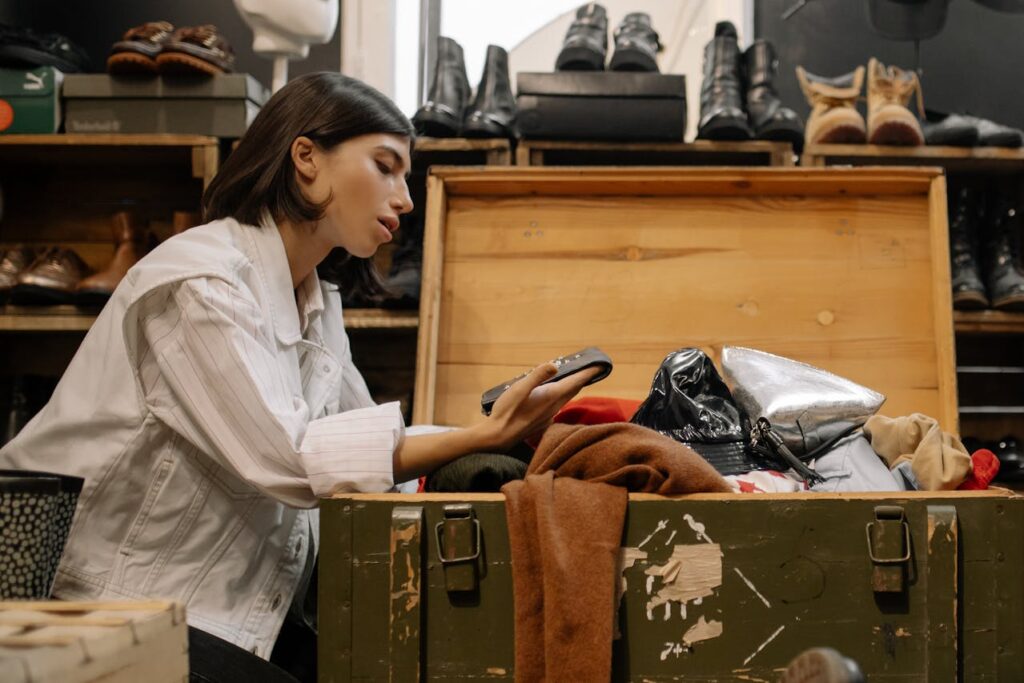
[516,71,686,141]
[0,66,63,134]
[62,74,269,137]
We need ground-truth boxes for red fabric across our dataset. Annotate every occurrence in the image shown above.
[416,476,426,492]
[957,449,1000,490]
[553,396,643,426]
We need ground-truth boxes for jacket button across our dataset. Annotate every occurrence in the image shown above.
[271,594,282,611]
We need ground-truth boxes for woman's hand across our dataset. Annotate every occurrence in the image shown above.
[477,362,602,452]
[392,362,599,483]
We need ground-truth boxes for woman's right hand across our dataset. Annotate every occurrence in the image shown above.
[478,362,601,452]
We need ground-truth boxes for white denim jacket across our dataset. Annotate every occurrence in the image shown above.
[0,217,404,656]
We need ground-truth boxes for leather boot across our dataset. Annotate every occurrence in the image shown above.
[555,2,608,71]
[866,57,924,146]
[696,22,752,141]
[412,36,470,137]
[608,12,660,72]
[172,210,200,234]
[948,185,989,310]
[463,45,516,138]
[796,65,866,146]
[981,194,1024,311]
[76,211,148,305]
[742,40,803,150]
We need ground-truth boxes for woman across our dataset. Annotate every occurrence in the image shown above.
[0,73,595,681]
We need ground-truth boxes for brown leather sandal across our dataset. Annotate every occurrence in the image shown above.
[155,25,235,76]
[107,21,175,75]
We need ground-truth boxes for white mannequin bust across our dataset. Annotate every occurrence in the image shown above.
[233,0,339,91]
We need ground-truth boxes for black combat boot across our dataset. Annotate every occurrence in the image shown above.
[982,193,1024,311]
[412,36,470,137]
[555,3,608,71]
[696,22,752,141]
[463,45,517,138]
[608,12,660,72]
[948,184,989,310]
[742,39,803,150]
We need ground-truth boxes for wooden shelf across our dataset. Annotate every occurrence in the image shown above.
[955,310,1024,334]
[0,133,217,147]
[801,143,1024,173]
[0,305,418,333]
[516,139,795,167]
[414,137,512,166]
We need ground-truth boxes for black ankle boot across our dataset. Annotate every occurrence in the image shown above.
[608,12,660,72]
[412,36,470,137]
[697,22,752,141]
[382,215,423,310]
[555,2,608,71]
[982,194,1024,311]
[743,40,803,149]
[948,185,989,310]
[463,45,517,138]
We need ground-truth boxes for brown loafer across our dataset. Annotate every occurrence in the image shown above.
[76,212,150,306]
[12,247,90,305]
[0,246,38,304]
[156,25,235,76]
[107,21,175,75]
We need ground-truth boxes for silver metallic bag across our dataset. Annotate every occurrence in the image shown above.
[720,346,886,457]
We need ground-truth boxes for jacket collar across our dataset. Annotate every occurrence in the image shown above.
[246,213,324,345]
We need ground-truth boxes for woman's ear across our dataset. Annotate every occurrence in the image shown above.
[291,136,319,183]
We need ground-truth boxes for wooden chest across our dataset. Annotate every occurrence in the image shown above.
[320,167,1022,682]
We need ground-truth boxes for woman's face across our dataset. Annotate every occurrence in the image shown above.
[298,132,414,259]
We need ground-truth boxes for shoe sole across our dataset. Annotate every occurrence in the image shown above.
[9,284,75,305]
[781,648,861,683]
[155,52,224,76]
[869,118,924,146]
[953,290,990,310]
[412,107,461,138]
[555,46,605,71]
[107,52,158,75]
[992,292,1024,312]
[698,116,753,141]
[609,48,658,72]
[463,116,512,139]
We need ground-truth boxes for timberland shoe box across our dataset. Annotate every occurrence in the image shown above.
[516,71,686,141]
[0,66,63,134]
[62,74,269,137]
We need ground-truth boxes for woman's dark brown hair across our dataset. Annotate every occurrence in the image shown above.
[202,71,414,299]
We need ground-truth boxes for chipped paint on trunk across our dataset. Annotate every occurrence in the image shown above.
[733,567,772,608]
[682,513,716,545]
[682,615,723,646]
[645,543,723,612]
[743,625,785,666]
[638,519,668,548]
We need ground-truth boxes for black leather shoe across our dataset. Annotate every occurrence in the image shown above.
[463,45,517,138]
[923,111,980,147]
[993,435,1023,483]
[412,36,471,137]
[608,12,660,72]
[948,185,989,310]
[743,39,803,150]
[697,22,753,141]
[982,194,1024,311]
[962,114,1024,148]
[0,23,91,72]
[555,2,608,71]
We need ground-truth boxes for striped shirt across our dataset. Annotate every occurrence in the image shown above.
[0,217,403,655]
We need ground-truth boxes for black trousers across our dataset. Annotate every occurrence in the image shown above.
[188,616,317,683]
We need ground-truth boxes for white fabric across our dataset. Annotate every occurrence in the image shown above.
[0,217,404,657]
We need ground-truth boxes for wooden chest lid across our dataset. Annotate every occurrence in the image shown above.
[413,167,956,432]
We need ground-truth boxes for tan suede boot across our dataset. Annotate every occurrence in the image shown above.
[171,210,200,235]
[76,211,148,304]
[796,65,866,147]
[866,57,924,145]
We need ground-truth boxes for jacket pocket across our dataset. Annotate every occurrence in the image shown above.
[112,456,175,586]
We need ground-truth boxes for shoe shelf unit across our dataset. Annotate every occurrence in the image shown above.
[514,139,795,167]
[414,137,512,166]
[800,143,1024,173]
[954,310,1024,335]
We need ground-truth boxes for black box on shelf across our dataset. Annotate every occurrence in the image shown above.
[515,71,686,142]
[62,74,268,137]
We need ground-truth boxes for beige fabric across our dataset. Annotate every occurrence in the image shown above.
[863,413,972,490]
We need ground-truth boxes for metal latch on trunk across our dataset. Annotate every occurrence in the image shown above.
[435,504,481,592]
[866,505,912,593]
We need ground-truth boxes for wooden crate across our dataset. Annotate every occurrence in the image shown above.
[0,600,187,683]
[516,140,794,167]
[413,166,957,431]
